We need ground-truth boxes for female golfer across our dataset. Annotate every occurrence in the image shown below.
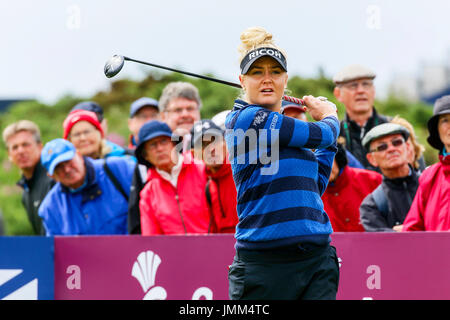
[226,27,340,300]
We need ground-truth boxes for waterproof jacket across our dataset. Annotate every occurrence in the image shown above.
[17,160,56,235]
[340,108,389,171]
[205,161,238,234]
[322,166,382,232]
[403,155,450,231]
[38,156,134,235]
[139,152,213,235]
[360,166,420,232]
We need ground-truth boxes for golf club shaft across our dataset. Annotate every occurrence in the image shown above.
[123,56,305,105]
[124,56,242,89]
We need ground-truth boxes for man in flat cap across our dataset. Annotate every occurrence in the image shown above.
[333,64,390,171]
[359,123,420,232]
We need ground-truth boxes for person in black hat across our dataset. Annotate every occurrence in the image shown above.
[190,119,238,233]
[359,123,420,232]
[403,95,450,231]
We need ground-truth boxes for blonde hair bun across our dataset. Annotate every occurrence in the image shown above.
[239,27,274,51]
[238,27,286,63]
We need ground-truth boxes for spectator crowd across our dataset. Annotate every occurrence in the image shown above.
[2,65,450,237]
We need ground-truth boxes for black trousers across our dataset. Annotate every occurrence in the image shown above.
[228,244,339,300]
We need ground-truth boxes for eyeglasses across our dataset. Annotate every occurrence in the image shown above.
[146,138,172,151]
[340,80,373,91]
[370,137,405,153]
[165,106,198,115]
[69,128,97,141]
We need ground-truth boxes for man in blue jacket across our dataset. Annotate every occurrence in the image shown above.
[38,139,134,235]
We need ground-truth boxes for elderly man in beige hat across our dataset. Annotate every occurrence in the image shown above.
[333,64,390,171]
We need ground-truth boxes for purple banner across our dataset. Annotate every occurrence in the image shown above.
[54,232,450,300]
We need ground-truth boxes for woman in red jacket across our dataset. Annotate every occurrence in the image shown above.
[136,120,213,235]
[403,95,450,231]
[190,119,239,233]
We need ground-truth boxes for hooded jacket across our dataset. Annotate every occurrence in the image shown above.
[205,161,238,233]
[139,152,213,235]
[403,155,450,231]
[322,166,382,232]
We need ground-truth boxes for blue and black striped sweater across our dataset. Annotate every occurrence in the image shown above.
[225,99,340,250]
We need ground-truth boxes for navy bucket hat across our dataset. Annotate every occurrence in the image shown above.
[135,120,174,166]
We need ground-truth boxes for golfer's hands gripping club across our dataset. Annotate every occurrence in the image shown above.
[302,95,338,121]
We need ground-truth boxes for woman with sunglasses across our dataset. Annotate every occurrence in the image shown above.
[360,123,420,232]
[225,27,340,300]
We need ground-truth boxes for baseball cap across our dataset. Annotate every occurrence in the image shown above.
[280,100,305,114]
[240,47,287,75]
[63,110,104,140]
[427,95,450,150]
[70,101,104,122]
[41,139,76,175]
[135,120,173,165]
[129,97,159,118]
[362,123,410,151]
[333,64,376,84]
[190,119,224,148]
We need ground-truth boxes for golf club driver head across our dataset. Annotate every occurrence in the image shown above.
[104,55,125,78]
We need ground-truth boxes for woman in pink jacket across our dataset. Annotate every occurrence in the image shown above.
[403,96,450,231]
[136,120,213,235]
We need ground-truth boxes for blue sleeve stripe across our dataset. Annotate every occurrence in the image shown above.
[237,206,329,229]
[232,148,317,186]
[236,220,332,242]
[237,176,318,205]
[322,117,338,139]
[237,189,324,217]
[304,122,323,148]
[317,161,332,179]
[278,116,296,146]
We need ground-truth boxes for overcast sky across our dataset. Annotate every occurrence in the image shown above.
[1,0,450,104]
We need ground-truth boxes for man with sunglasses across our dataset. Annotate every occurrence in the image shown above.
[359,123,420,232]
[333,64,390,171]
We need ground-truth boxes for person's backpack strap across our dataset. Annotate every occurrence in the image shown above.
[372,184,388,218]
[205,178,217,234]
[103,159,129,202]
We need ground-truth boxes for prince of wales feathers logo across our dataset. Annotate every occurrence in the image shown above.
[131,250,167,300]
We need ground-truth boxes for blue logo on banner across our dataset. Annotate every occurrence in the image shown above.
[0,236,54,300]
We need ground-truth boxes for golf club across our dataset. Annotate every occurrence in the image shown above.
[103,54,307,105]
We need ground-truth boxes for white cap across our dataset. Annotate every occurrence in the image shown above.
[333,64,376,84]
